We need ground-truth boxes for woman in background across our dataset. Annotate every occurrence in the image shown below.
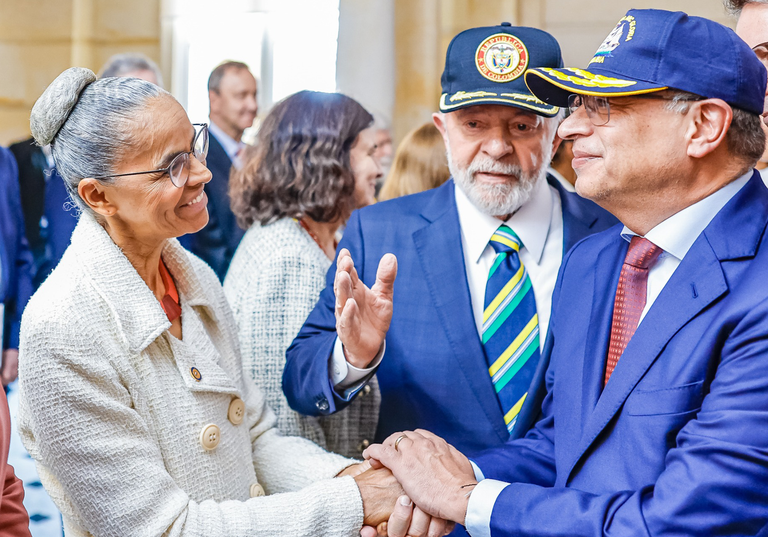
[378,122,449,201]
[225,90,381,458]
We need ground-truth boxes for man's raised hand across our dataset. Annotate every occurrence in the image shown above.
[334,249,397,369]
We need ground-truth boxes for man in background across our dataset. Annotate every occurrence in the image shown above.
[98,52,164,86]
[185,61,257,280]
[727,0,768,184]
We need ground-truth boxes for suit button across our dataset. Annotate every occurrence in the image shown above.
[250,483,265,497]
[357,439,370,452]
[316,398,329,411]
[199,424,220,451]
[228,398,245,425]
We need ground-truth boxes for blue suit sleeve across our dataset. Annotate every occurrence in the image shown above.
[1,149,34,350]
[283,209,369,416]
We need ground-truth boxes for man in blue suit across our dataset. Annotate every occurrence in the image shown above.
[284,24,617,458]
[184,61,256,279]
[0,147,34,388]
[363,10,768,536]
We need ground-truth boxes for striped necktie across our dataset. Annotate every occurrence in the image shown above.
[482,225,540,435]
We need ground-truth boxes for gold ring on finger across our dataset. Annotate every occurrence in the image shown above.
[394,433,408,452]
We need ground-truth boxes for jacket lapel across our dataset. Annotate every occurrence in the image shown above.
[563,172,768,483]
[411,181,509,442]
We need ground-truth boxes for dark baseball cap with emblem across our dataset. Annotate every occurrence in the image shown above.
[524,9,767,115]
[440,22,563,117]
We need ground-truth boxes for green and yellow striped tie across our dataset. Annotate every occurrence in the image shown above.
[482,225,540,435]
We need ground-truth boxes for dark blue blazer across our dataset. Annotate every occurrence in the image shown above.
[0,147,34,350]
[184,132,244,280]
[471,171,768,536]
[284,177,618,454]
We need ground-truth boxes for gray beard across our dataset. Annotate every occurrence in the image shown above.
[448,144,550,217]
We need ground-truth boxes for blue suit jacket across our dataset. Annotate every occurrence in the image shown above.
[0,148,34,350]
[471,171,768,536]
[184,132,244,280]
[284,178,618,454]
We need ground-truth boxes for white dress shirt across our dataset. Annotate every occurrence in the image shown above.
[209,121,246,168]
[464,170,752,537]
[330,177,564,388]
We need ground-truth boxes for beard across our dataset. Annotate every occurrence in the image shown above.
[447,142,551,217]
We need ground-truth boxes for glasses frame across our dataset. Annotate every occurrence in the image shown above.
[91,123,209,188]
[568,93,703,126]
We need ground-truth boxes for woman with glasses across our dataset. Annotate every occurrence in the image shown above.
[14,67,412,537]
[224,91,382,459]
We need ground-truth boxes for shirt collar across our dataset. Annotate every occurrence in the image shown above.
[620,170,752,260]
[209,121,244,161]
[455,175,553,265]
[70,213,221,354]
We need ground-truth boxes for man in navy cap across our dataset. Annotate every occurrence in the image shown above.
[363,9,768,537]
[284,23,616,461]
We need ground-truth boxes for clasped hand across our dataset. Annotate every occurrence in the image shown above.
[344,460,454,537]
[363,430,477,526]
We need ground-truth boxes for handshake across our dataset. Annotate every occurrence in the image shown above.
[341,429,478,537]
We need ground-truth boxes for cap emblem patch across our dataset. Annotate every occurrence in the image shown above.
[475,33,529,83]
[591,16,636,65]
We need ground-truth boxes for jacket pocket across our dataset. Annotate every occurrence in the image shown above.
[625,380,704,416]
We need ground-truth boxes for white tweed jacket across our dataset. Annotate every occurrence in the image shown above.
[17,214,364,537]
[224,218,380,458]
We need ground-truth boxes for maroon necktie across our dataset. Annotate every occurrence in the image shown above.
[604,236,663,385]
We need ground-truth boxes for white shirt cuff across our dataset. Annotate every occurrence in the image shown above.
[464,479,510,537]
[330,337,385,389]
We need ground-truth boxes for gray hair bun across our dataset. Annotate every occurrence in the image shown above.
[30,67,97,146]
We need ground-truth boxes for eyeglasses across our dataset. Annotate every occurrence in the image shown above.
[567,94,702,126]
[92,123,209,188]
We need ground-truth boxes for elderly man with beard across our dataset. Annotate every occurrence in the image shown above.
[283,24,616,521]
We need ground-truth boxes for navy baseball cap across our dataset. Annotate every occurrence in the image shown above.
[524,9,767,116]
[440,23,563,117]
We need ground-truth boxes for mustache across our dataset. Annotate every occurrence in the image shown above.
[466,156,524,180]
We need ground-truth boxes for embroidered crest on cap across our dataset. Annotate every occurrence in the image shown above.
[475,33,529,83]
[590,16,636,65]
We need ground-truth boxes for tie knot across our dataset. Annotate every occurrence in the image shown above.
[490,225,522,254]
[625,236,663,269]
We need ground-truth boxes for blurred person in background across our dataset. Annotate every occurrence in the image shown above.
[224,90,381,459]
[378,122,449,201]
[17,67,429,537]
[98,52,164,86]
[185,61,257,281]
[548,138,576,192]
[10,52,164,289]
[727,0,768,185]
[0,147,34,388]
[372,114,394,194]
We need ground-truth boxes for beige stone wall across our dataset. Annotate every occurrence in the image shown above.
[0,0,161,146]
[393,0,734,143]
